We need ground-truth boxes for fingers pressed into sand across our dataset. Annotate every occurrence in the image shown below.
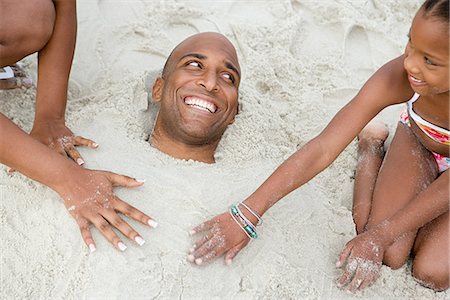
[76,217,96,252]
[358,271,378,290]
[112,196,157,228]
[337,259,356,288]
[194,235,224,257]
[190,219,215,235]
[90,215,127,251]
[74,136,99,149]
[100,208,145,246]
[194,246,223,265]
[224,240,248,265]
[189,232,214,254]
[106,172,145,188]
[336,243,353,268]
[63,142,84,166]
[347,267,366,293]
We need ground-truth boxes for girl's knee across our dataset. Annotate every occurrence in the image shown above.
[25,0,55,52]
[412,256,449,291]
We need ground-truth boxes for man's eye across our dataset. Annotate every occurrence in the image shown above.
[188,61,201,68]
[222,73,235,83]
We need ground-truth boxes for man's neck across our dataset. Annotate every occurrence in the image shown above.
[150,130,217,164]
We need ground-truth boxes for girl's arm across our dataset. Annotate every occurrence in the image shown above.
[188,55,413,265]
[1,113,157,252]
[244,55,412,217]
[30,0,96,164]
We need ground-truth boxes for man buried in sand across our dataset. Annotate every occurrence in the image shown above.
[149,32,241,163]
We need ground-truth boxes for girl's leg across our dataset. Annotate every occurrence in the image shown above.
[353,120,389,234]
[412,209,449,290]
[365,123,438,269]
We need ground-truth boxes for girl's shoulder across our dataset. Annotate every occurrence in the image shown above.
[371,55,414,105]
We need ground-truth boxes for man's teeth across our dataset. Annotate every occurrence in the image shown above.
[184,98,217,113]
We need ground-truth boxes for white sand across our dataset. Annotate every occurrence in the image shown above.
[1,0,448,299]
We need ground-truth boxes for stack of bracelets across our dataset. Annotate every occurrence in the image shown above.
[229,202,262,240]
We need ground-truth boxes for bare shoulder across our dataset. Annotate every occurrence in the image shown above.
[357,55,414,107]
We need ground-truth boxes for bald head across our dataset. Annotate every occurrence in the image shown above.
[150,32,241,163]
[162,32,240,79]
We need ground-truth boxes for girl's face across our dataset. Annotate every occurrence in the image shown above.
[404,11,449,96]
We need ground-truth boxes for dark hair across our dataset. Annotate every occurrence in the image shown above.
[421,0,449,23]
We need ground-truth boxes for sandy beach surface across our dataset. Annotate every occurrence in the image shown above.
[1,0,448,299]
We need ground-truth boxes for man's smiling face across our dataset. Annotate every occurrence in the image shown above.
[152,32,241,146]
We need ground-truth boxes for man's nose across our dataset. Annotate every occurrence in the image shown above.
[198,70,219,92]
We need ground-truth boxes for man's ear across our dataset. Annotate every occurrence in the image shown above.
[228,103,240,125]
[152,77,164,103]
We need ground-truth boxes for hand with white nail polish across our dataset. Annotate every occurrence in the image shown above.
[58,168,157,252]
[30,119,98,166]
[1,115,157,253]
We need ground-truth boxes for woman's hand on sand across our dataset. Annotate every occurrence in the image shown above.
[58,168,157,252]
[30,119,98,166]
[335,227,390,292]
[188,212,250,265]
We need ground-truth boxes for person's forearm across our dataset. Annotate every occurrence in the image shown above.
[0,113,78,191]
[244,138,332,216]
[35,0,77,122]
[379,170,449,244]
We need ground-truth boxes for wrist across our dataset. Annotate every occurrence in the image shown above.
[49,163,86,196]
[371,220,396,247]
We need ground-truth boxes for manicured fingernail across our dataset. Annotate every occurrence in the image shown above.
[189,247,195,253]
[147,219,158,228]
[89,244,96,253]
[76,158,84,166]
[225,259,233,266]
[92,142,99,148]
[135,236,145,246]
[189,230,196,236]
[187,255,195,263]
[118,242,127,252]
[336,261,342,268]
[195,258,203,265]
[136,178,146,183]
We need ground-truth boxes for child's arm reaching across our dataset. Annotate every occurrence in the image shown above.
[0,113,157,252]
[30,0,97,165]
[188,55,413,265]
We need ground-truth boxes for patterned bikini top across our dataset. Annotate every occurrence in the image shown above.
[408,93,450,146]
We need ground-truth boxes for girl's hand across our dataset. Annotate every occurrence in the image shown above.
[30,119,98,166]
[57,168,157,252]
[335,226,391,292]
[188,212,251,266]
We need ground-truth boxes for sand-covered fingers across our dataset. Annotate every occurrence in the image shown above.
[58,169,153,253]
[188,212,250,266]
[336,230,385,291]
[189,234,226,265]
[112,196,158,228]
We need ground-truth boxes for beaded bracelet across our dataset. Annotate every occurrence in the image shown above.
[238,202,262,226]
[230,204,258,239]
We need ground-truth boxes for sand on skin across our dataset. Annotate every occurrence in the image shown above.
[1,0,448,299]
